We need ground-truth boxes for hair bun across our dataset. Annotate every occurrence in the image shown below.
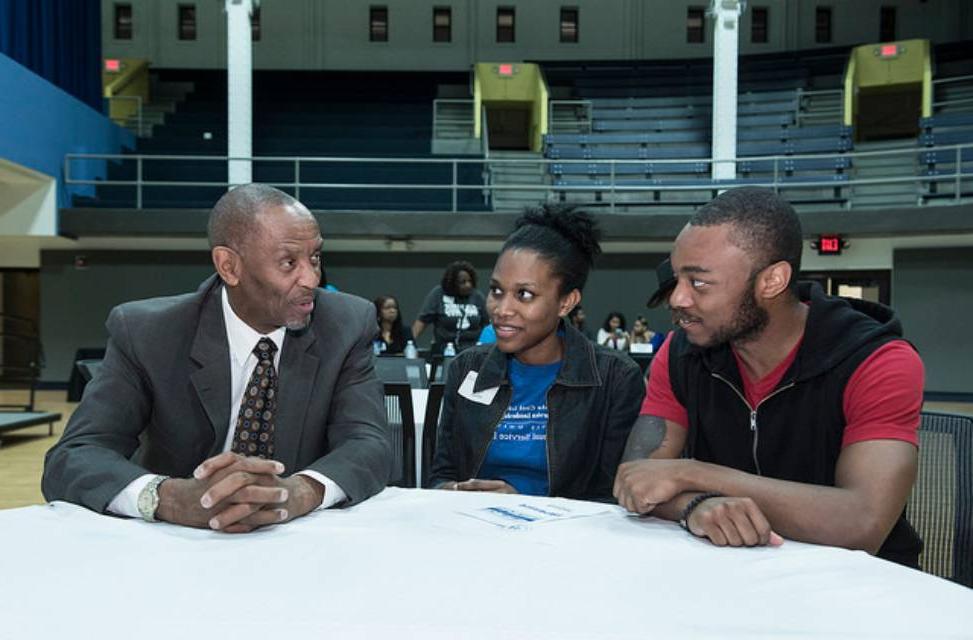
[515,204,602,267]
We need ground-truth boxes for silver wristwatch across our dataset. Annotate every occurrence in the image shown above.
[137,475,170,522]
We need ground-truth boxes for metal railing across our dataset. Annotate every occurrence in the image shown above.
[480,104,493,208]
[105,94,145,136]
[548,99,593,134]
[432,98,475,139]
[932,73,973,110]
[64,141,971,213]
[795,88,844,126]
[932,73,973,86]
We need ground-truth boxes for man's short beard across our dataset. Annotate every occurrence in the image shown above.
[709,271,769,347]
[285,317,311,331]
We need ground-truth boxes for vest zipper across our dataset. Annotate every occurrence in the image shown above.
[710,373,796,476]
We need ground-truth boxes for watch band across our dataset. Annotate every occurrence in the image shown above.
[137,475,170,522]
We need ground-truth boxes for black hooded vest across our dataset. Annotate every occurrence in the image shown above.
[668,281,922,567]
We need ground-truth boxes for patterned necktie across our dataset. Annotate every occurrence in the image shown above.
[231,337,278,459]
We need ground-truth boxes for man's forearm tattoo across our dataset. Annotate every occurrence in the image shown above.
[622,415,667,461]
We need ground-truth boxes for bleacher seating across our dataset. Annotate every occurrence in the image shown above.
[919,111,973,201]
[72,71,487,211]
[542,47,848,98]
[67,43,972,214]
[544,62,854,209]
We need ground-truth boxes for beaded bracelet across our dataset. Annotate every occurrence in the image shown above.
[678,491,724,533]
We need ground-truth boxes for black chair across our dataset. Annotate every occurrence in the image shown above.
[67,348,106,401]
[0,327,42,412]
[427,355,454,384]
[420,382,446,488]
[75,359,104,384]
[906,411,973,588]
[375,356,428,389]
[383,382,417,488]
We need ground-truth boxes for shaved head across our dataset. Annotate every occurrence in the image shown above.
[207,184,304,251]
[688,187,803,291]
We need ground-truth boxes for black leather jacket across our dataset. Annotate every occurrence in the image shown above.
[428,322,645,501]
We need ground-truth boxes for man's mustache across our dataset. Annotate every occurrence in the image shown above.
[671,310,701,325]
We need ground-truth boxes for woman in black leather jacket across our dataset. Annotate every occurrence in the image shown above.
[428,205,645,501]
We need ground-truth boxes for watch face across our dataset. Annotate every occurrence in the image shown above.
[138,477,164,521]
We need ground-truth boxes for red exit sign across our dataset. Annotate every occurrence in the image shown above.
[876,44,904,59]
[817,234,844,255]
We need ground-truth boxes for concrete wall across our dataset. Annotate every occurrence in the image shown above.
[102,0,973,71]
[38,248,671,383]
[39,251,213,384]
[39,243,973,393]
[892,247,973,395]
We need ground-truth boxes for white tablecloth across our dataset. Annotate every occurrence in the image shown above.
[1,488,970,639]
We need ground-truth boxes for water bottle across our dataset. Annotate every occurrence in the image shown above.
[443,342,456,357]
[404,340,418,360]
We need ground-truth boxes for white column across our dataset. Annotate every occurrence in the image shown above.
[226,0,254,186]
[710,0,742,181]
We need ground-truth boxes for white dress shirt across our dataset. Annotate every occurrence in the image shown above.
[107,287,346,518]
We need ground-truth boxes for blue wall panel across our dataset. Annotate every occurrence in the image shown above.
[0,52,133,207]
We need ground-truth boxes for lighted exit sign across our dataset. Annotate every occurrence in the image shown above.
[498,63,514,76]
[104,59,121,72]
[816,234,844,255]
[877,44,903,58]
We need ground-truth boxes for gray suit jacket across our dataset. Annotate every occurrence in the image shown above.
[42,275,392,512]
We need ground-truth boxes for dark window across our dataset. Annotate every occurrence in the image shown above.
[370,6,388,42]
[879,6,896,41]
[815,6,832,43]
[751,7,768,43]
[251,7,261,42]
[687,6,705,43]
[178,4,196,41]
[497,7,515,43]
[560,7,579,43]
[433,7,451,43]
[114,3,132,40]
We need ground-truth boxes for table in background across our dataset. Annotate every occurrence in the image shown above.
[1,488,970,639]
[0,411,61,443]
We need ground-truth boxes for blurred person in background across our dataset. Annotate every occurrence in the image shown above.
[598,311,630,351]
[413,261,487,354]
[374,295,413,355]
[567,304,595,341]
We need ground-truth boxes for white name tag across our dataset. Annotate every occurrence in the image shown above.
[457,371,499,405]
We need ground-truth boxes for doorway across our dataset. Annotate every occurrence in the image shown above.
[856,87,921,142]
[800,270,891,305]
[485,106,531,150]
[0,269,41,408]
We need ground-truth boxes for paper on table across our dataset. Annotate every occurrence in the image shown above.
[457,500,612,530]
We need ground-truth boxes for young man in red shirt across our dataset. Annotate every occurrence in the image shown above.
[613,187,924,567]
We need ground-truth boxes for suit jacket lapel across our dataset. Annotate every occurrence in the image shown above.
[274,327,319,472]
[189,278,232,456]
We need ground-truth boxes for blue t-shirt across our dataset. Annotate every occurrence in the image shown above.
[478,358,562,495]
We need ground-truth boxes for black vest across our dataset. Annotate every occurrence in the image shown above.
[669,281,922,567]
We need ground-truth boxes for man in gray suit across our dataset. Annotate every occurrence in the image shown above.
[43,184,391,533]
